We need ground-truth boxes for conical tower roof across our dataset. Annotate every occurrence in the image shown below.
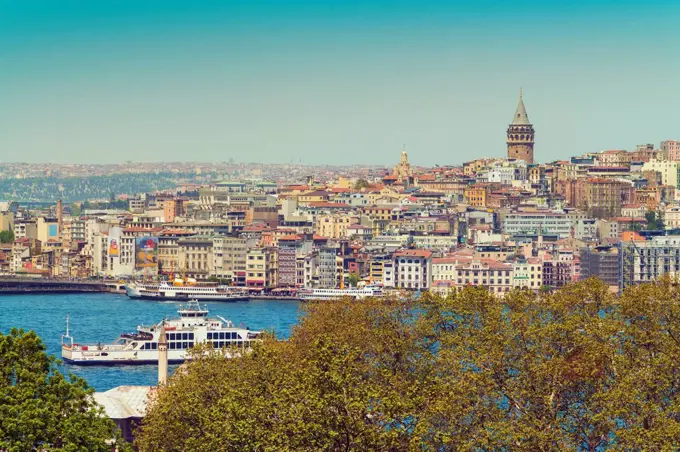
[511,89,530,125]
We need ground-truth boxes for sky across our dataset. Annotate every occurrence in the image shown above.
[1,0,680,166]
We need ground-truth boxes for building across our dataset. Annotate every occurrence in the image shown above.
[641,160,680,189]
[393,149,414,184]
[315,214,360,239]
[661,140,680,161]
[512,258,543,291]
[542,258,572,290]
[318,245,338,288]
[503,211,573,238]
[246,247,277,288]
[212,235,247,285]
[584,178,634,219]
[277,235,300,287]
[580,246,619,289]
[393,249,433,290]
[455,259,514,296]
[177,236,214,280]
[620,235,680,289]
[506,89,535,164]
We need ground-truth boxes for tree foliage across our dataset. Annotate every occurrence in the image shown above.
[0,229,14,243]
[354,178,370,190]
[645,210,664,230]
[346,272,360,287]
[137,278,680,451]
[0,328,127,451]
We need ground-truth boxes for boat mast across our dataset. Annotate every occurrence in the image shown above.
[62,314,73,347]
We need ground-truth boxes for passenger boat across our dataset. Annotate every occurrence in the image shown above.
[298,284,384,301]
[125,280,249,301]
[61,300,261,365]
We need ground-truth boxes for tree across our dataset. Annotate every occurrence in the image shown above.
[354,178,370,190]
[346,272,360,287]
[136,280,680,451]
[0,329,128,451]
[0,229,14,243]
[645,210,664,230]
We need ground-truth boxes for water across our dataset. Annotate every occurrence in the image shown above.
[0,293,302,391]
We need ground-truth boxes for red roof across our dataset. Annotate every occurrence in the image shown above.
[278,234,302,241]
[394,249,433,259]
[123,227,163,233]
[307,202,350,208]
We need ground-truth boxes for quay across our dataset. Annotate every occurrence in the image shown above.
[0,278,125,295]
[0,278,302,300]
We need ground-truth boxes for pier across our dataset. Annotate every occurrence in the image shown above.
[0,278,123,295]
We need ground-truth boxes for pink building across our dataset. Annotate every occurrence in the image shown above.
[661,140,680,161]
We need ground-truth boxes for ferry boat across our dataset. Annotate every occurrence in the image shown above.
[61,301,261,365]
[299,284,384,301]
[125,281,249,301]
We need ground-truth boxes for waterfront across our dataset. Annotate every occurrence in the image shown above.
[0,293,301,391]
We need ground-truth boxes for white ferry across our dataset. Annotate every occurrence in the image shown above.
[299,284,384,301]
[61,301,260,365]
[125,280,248,301]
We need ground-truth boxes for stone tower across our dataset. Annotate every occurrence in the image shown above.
[158,321,168,385]
[506,89,535,164]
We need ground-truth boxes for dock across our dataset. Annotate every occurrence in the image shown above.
[0,278,124,295]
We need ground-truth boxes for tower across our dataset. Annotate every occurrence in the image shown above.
[56,199,63,238]
[158,321,168,385]
[506,89,535,164]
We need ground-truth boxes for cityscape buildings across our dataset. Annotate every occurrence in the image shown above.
[0,92,679,297]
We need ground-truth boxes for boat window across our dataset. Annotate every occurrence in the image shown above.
[188,342,194,348]
[152,343,157,350]
[188,333,194,340]
[207,332,212,340]
[213,342,219,348]
[183,342,189,349]
[182,333,188,340]
[169,342,175,350]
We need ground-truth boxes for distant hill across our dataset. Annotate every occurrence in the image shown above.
[0,172,212,202]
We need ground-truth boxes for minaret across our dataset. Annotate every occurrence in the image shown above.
[158,321,168,385]
[506,89,535,164]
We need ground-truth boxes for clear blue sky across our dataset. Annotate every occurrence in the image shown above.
[1,0,679,165]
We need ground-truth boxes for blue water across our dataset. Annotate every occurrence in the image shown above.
[0,293,302,391]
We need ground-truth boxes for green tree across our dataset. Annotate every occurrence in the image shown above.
[354,178,370,190]
[0,329,128,451]
[136,280,680,451]
[346,272,360,287]
[645,210,665,230]
[0,229,14,243]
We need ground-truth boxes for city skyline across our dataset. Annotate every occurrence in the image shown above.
[2,1,680,165]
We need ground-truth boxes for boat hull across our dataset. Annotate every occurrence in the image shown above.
[132,293,248,302]
[63,357,187,366]
[125,284,249,302]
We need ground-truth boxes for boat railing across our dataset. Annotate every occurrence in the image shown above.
[120,332,153,340]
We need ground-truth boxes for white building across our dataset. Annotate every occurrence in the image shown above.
[503,212,573,238]
[641,160,680,189]
[393,249,432,289]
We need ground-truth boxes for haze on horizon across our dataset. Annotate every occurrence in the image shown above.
[1,0,679,166]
